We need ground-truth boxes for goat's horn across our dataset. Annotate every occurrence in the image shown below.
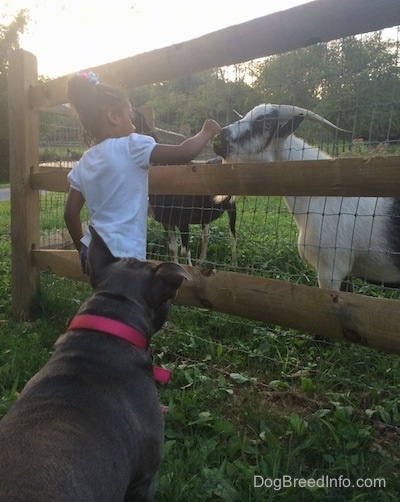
[232,109,243,119]
[276,104,351,135]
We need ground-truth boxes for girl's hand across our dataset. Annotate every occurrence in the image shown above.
[201,119,221,138]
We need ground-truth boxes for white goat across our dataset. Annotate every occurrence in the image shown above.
[213,104,400,291]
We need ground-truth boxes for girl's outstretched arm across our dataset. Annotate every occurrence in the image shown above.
[149,119,221,165]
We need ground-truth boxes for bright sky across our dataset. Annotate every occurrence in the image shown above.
[3,0,309,78]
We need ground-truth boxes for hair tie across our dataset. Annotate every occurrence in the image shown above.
[75,71,100,85]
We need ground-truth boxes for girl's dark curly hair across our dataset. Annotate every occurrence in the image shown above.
[67,74,130,146]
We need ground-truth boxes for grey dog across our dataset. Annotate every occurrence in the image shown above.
[0,226,190,501]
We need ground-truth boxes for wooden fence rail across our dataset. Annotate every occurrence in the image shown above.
[31,157,400,197]
[28,0,400,109]
[30,249,400,356]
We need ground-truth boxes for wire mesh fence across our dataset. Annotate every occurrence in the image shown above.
[38,27,400,299]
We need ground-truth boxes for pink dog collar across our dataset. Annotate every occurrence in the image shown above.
[67,314,172,385]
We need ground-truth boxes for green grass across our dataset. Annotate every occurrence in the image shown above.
[1,196,400,500]
[152,308,400,501]
[39,145,85,163]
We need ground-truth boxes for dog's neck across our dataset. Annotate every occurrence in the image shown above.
[67,314,171,386]
[68,314,148,349]
[77,290,154,343]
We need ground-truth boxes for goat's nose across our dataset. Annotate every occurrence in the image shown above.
[213,129,229,157]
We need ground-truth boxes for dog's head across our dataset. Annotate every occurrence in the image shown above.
[84,226,191,336]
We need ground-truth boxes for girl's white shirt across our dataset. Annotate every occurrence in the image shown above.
[67,133,157,261]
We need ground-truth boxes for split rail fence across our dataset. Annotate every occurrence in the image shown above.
[9,0,400,355]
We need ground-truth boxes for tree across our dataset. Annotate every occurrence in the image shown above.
[0,9,29,181]
[319,33,400,141]
[253,32,400,143]
[128,66,261,138]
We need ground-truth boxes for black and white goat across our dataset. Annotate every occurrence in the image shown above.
[213,104,400,291]
[134,109,237,266]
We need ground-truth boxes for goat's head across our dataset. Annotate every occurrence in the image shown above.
[213,104,350,162]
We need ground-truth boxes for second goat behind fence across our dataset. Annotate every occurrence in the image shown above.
[213,104,400,291]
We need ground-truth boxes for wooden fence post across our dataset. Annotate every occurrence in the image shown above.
[9,49,40,319]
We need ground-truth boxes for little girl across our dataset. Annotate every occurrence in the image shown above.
[64,72,221,271]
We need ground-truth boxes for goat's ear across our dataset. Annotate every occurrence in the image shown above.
[278,113,305,138]
[151,262,192,305]
[87,225,118,287]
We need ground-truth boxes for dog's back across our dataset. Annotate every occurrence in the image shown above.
[0,331,164,501]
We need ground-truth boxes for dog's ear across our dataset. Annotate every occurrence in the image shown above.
[152,262,191,305]
[87,225,118,287]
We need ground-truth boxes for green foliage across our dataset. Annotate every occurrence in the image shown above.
[0,8,29,75]
[152,309,400,500]
[128,68,263,133]
[0,8,29,181]
[253,32,400,142]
